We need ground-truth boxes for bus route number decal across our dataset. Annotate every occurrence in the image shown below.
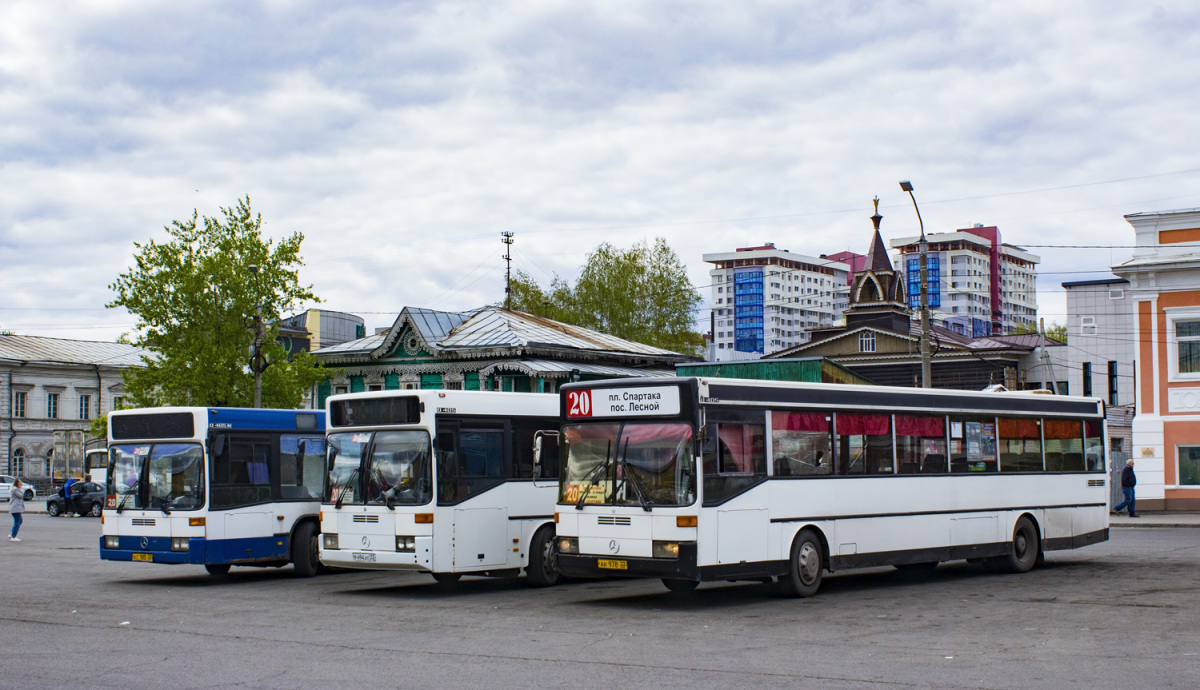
[567,390,592,418]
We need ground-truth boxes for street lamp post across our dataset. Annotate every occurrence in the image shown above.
[899,181,932,389]
[248,265,267,408]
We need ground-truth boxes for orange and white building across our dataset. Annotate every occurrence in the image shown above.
[1113,208,1200,510]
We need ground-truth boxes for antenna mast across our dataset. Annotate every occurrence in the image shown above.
[501,231,514,309]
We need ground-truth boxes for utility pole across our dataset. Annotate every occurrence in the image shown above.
[900,181,932,388]
[502,231,514,310]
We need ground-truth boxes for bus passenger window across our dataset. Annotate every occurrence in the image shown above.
[437,423,507,504]
[1043,419,1084,472]
[1084,420,1104,471]
[896,415,947,474]
[771,412,832,476]
[280,435,326,499]
[998,418,1043,472]
[702,423,765,505]
[835,413,892,475]
[949,417,997,473]
[212,439,272,509]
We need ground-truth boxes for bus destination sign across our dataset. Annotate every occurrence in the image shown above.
[566,386,681,418]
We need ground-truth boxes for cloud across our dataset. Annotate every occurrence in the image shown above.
[3,0,1200,338]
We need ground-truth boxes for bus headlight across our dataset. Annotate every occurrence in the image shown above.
[323,534,339,550]
[557,537,578,554]
[396,536,415,552]
[104,536,119,550]
[653,541,680,559]
[171,537,190,552]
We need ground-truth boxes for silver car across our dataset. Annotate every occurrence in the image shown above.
[0,475,36,502]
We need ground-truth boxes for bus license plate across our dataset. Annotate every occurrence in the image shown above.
[352,552,377,563]
[132,553,152,562]
[598,559,627,570]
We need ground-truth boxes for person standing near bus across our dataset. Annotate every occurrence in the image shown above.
[1114,459,1138,517]
[9,478,25,541]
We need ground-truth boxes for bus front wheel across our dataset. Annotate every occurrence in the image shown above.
[292,521,320,578]
[204,563,231,576]
[780,528,824,598]
[662,578,699,593]
[526,525,560,587]
[1002,516,1039,574]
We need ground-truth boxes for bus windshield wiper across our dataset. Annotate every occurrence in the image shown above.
[156,495,172,515]
[116,480,140,514]
[620,460,653,512]
[575,440,612,511]
[335,467,360,508]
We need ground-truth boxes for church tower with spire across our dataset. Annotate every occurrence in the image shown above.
[842,197,912,333]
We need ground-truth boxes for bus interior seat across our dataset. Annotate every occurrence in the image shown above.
[1062,452,1084,471]
[1044,453,1064,471]
[922,454,946,473]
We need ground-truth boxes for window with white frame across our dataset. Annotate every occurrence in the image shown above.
[1080,316,1097,336]
[47,393,59,419]
[1176,319,1200,376]
[859,331,876,353]
[1109,288,1124,300]
[367,384,383,391]
[12,391,26,418]
[1179,446,1200,486]
[12,448,24,476]
[79,394,91,420]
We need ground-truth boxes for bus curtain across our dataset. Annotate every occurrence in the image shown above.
[836,413,889,436]
[1043,419,1083,440]
[998,418,1040,439]
[895,415,945,437]
[772,412,830,432]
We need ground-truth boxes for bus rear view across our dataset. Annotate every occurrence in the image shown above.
[100,407,327,577]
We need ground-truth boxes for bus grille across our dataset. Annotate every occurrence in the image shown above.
[352,515,380,523]
[131,518,156,526]
[1087,479,1106,487]
[597,516,632,526]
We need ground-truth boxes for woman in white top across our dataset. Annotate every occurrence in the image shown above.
[9,479,25,541]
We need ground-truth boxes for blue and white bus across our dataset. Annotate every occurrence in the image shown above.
[100,407,327,577]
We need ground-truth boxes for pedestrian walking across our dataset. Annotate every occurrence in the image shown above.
[9,478,25,541]
[1114,459,1138,517]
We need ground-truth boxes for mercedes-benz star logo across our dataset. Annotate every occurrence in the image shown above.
[608,539,619,554]
[361,536,370,548]
[140,537,148,549]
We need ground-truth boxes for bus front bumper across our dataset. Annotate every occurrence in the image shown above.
[556,542,699,580]
[99,536,205,565]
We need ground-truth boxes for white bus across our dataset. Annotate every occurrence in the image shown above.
[85,448,110,484]
[551,377,1108,596]
[100,407,327,577]
[319,390,562,586]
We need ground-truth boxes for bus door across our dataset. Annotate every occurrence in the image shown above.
[437,419,510,569]
[703,418,770,565]
[209,433,286,561]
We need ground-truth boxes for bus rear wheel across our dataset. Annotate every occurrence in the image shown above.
[204,563,231,576]
[526,525,560,587]
[1002,516,1039,574]
[292,521,320,578]
[662,578,699,593]
[780,528,824,598]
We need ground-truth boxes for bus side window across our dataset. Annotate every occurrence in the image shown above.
[437,420,507,503]
[280,435,325,500]
[212,437,273,509]
[702,423,766,505]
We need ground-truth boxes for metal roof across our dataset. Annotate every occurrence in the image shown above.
[408,308,472,344]
[480,359,675,379]
[310,332,386,356]
[0,335,149,368]
[440,309,683,357]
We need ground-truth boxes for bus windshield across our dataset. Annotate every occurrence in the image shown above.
[109,443,205,511]
[325,431,433,506]
[559,422,695,508]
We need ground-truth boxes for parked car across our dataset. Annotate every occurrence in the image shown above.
[0,475,35,502]
[47,481,106,517]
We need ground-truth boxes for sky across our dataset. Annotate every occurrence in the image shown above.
[3,0,1199,344]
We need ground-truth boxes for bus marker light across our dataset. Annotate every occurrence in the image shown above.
[676,516,697,528]
[415,513,434,524]
[554,512,559,523]
[189,517,206,527]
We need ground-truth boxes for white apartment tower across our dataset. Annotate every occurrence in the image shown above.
[890,224,1039,337]
[704,243,851,360]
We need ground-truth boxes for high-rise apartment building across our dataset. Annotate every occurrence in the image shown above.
[889,225,1039,337]
[704,243,850,360]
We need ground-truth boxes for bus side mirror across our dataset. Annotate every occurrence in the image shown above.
[533,431,559,479]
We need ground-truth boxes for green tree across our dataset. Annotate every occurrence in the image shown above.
[108,196,324,408]
[509,238,704,356]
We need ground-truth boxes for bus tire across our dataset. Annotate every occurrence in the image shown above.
[205,563,231,575]
[432,572,461,586]
[780,528,824,598]
[1003,516,1039,574]
[89,502,103,517]
[662,578,699,593]
[526,525,560,587]
[291,521,320,578]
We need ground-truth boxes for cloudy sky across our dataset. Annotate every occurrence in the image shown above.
[3,0,1198,343]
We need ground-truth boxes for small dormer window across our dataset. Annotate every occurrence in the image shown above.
[859,331,876,353]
